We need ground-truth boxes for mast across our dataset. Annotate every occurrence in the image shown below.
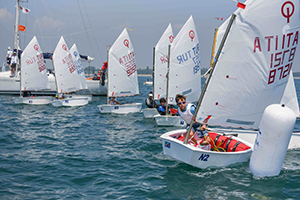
[184,14,236,144]
[165,45,171,115]
[14,0,21,95]
[152,47,155,107]
[106,50,109,104]
[52,59,59,97]
[14,0,20,56]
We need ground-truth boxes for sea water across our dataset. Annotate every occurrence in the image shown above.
[0,76,300,199]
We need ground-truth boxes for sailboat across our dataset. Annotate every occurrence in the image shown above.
[51,36,88,107]
[142,23,173,118]
[13,36,53,105]
[0,0,107,96]
[160,0,300,168]
[97,28,142,114]
[65,43,92,102]
[154,16,201,126]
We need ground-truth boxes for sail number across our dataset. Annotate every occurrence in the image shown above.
[198,154,209,161]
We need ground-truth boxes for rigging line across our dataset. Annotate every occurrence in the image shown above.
[34,0,47,51]
[22,0,29,49]
[81,0,104,62]
[76,0,95,57]
[41,0,62,38]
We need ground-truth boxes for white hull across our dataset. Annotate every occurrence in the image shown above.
[51,98,88,107]
[160,129,253,169]
[0,71,107,95]
[155,115,186,127]
[98,103,142,114]
[65,94,92,102]
[13,96,53,105]
[144,81,153,85]
[142,108,159,118]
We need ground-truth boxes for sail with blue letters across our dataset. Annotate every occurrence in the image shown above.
[70,44,88,90]
[168,15,201,105]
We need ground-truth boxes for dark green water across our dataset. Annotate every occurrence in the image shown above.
[0,76,300,199]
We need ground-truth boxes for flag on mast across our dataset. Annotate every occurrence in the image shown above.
[19,6,31,14]
[18,24,26,31]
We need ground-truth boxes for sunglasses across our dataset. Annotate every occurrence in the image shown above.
[177,101,186,105]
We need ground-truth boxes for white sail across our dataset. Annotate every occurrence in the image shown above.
[153,23,174,100]
[197,0,300,129]
[168,15,201,104]
[53,36,81,93]
[280,71,300,116]
[70,44,88,90]
[21,36,49,91]
[108,28,139,97]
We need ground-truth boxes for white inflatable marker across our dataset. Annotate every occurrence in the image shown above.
[250,104,297,177]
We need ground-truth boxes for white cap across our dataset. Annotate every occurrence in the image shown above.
[7,46,11,50]
[149,94,153,97]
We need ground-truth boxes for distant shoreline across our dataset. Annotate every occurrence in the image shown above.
[138,74,300,79]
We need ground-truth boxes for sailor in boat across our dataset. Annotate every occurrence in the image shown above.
[55,93,65,100]
[175,94,211,145]
[10,51,19,77]
[145,92,157,108]
[157,98,167,115]
[101,61,108,86]
[86,70,100,80]
[94,70,101,80]
[6,46,12,66]
[23,91,33,97]
[108,96,120,105]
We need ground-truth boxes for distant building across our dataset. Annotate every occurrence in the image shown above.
[137,66,152,75]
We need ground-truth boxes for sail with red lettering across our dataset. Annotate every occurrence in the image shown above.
[168,15,201,105]
[53,36,81,93]
[153,23,174,100]
[197,0,300,129]
[108,28,139,97]
[21,36,49,91]
[70,44,88,90]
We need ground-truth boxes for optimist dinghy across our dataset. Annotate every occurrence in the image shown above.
[66,44,92,102]
[13,36,52,105]
[51,37,88,107]
[161,129,252,169]
[154,16,201,126]
[161,0,300,168]
[142,23,173,118]
[97,28,141,114]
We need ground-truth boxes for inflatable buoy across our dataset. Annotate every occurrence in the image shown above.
[249,104,296,177]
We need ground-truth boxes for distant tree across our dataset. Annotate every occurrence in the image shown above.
[137,67,153,75]
[84,66,99,77]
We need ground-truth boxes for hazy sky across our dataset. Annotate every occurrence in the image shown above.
[2,0,298,72]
